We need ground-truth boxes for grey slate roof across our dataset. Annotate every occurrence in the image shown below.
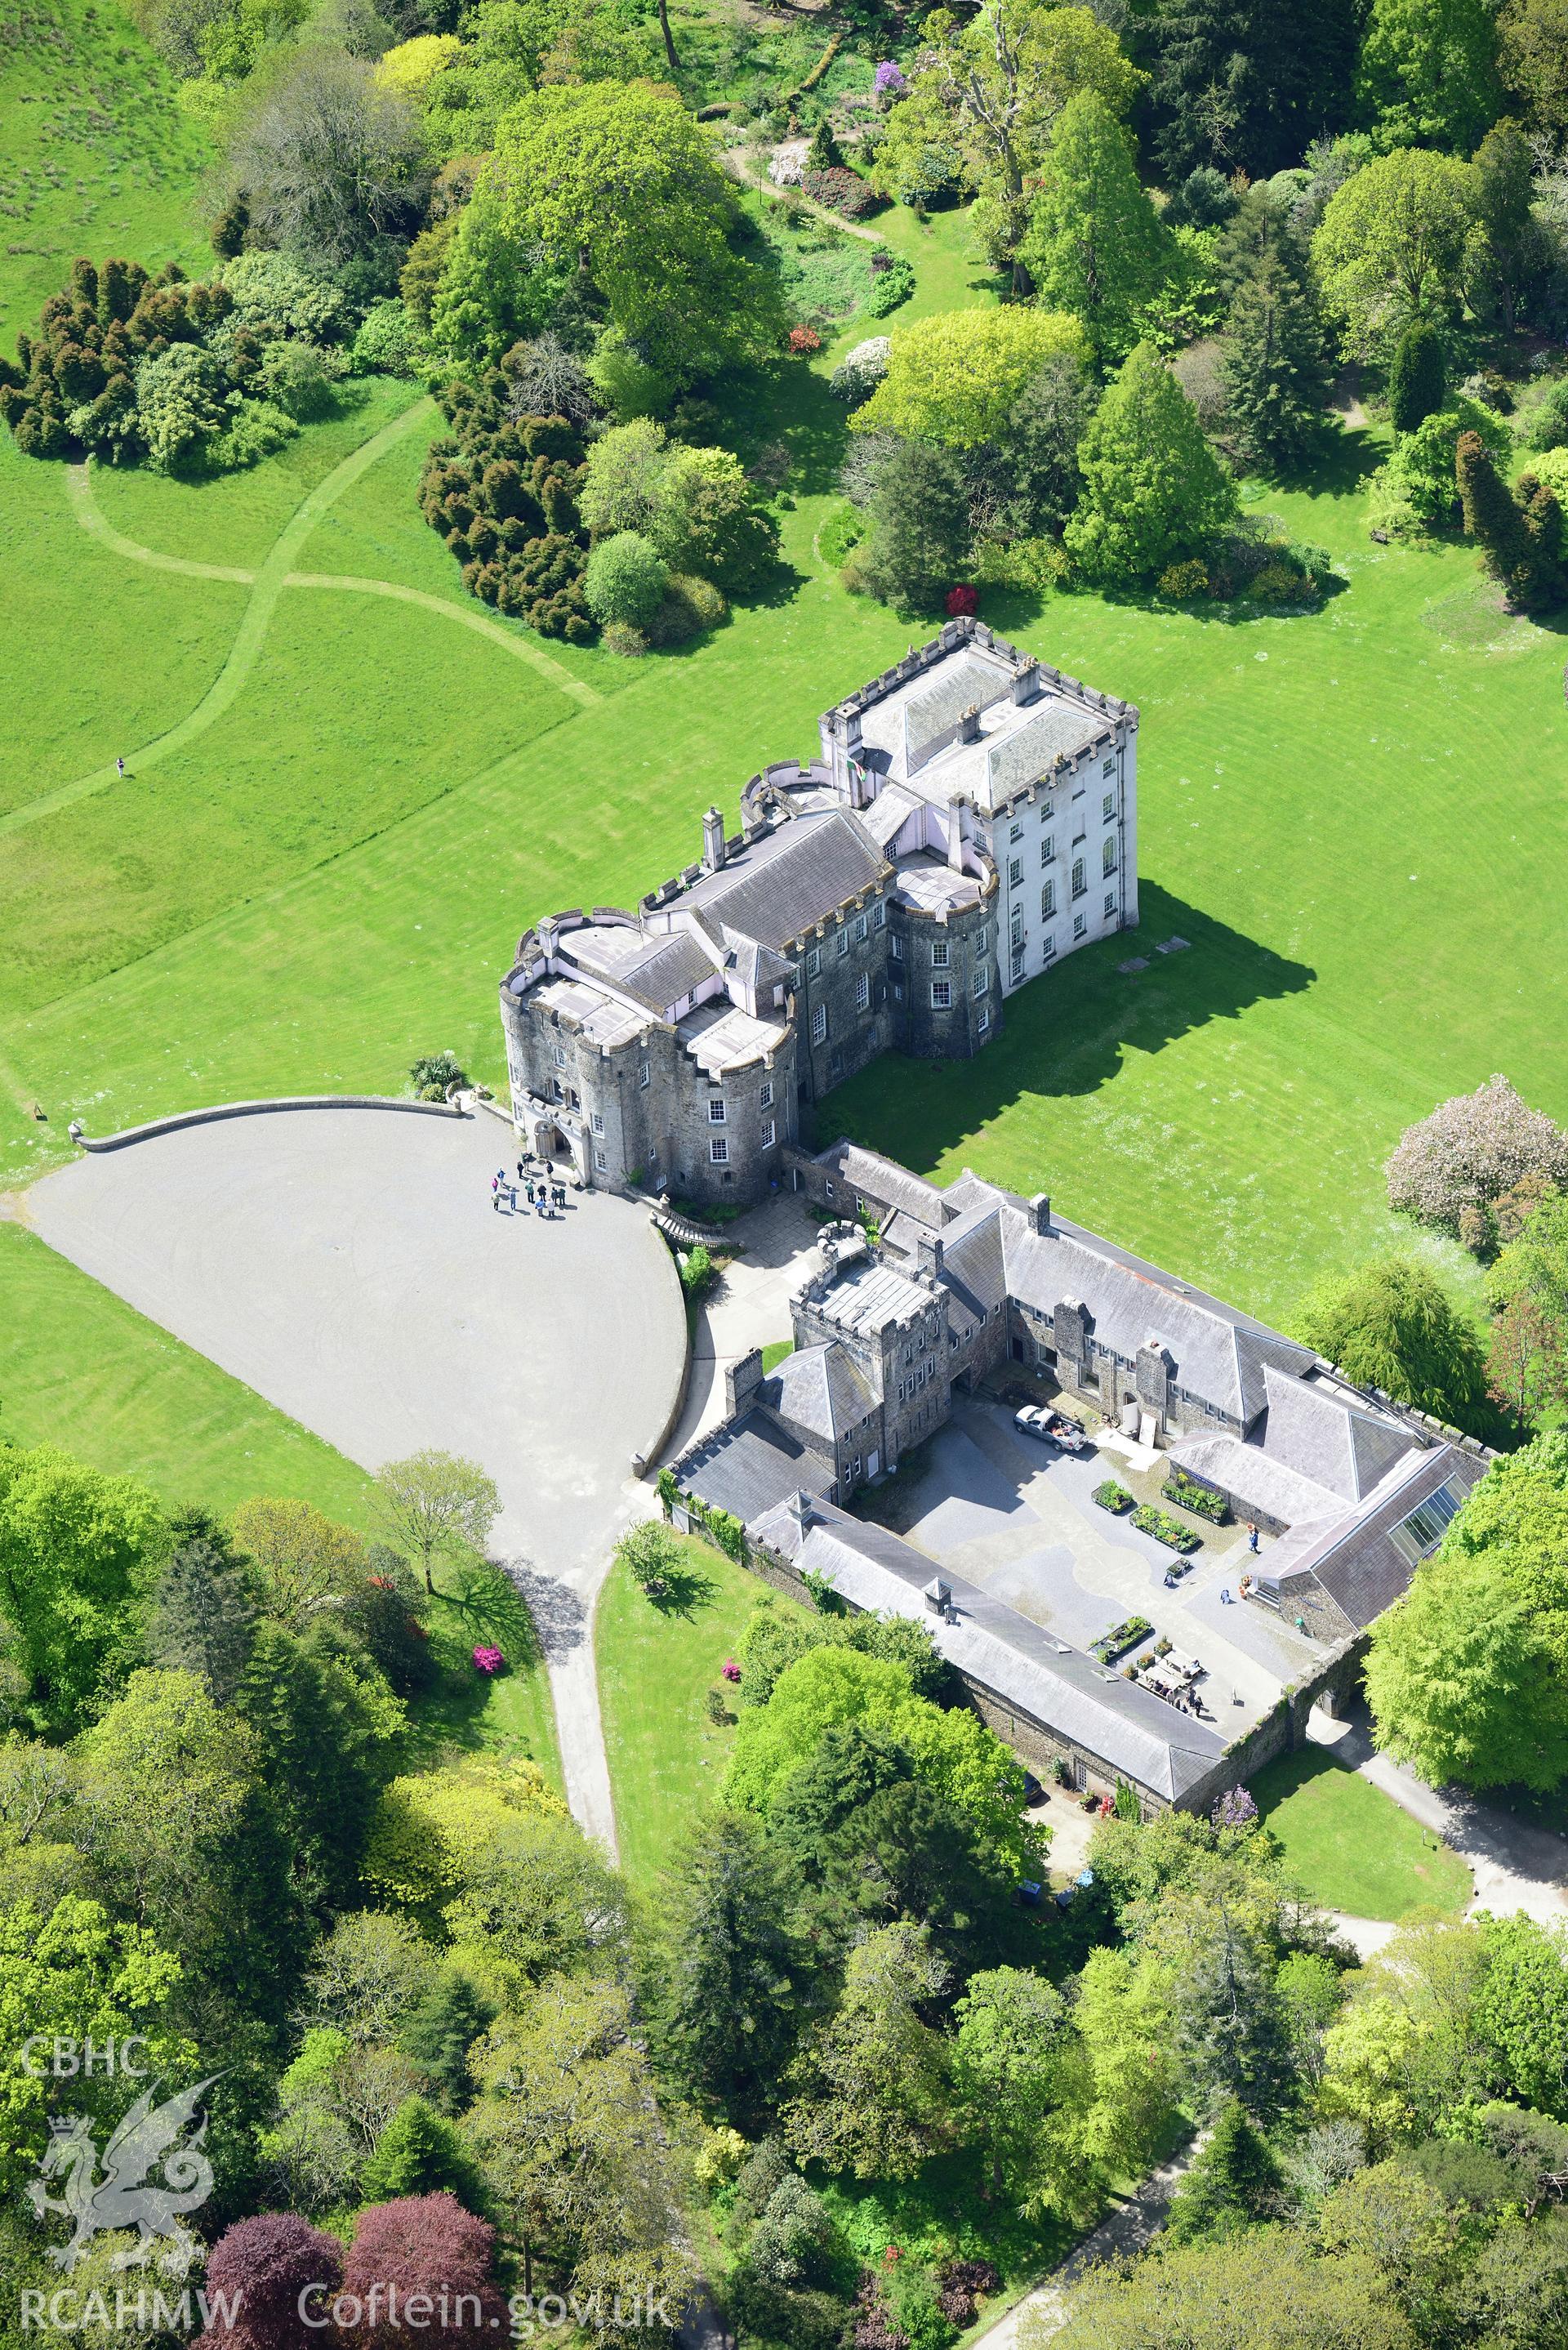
[926,1184,1316,1425]
[904,655,1015,765]
[986,702,1107,804]
[680,1411,835,1525]
[817,1141,951,1229]
[762,1341,875,1444]
[1259,1365,1416,1501]
[751,1495,1227,1804]
[676,809,889,953]
[1165,1432,1343,1530]
[1269,1446,1491,1632]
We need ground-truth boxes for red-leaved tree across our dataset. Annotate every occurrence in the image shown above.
[199,2214,342,2350]
[342,2194,507,2348]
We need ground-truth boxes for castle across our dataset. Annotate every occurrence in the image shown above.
[499,619,1138,1200]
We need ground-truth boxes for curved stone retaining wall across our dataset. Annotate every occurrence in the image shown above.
[69,1096,466,1153]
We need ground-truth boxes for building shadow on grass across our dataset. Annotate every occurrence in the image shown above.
[823,882,1316,1164]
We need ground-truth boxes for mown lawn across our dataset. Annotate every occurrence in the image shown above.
[4,102,1568,1335]
[0,0,212,349]
[1250,1746,1472,1921]
[411,1554,562,1795]
[596,1536,800,1884]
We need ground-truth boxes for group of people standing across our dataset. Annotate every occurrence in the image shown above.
[492,1161,570,1217]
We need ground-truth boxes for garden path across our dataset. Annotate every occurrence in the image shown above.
[969,2134,1206,2350]
[0,399,599,854]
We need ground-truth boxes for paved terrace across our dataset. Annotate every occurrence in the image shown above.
[883,1395,1322,1730]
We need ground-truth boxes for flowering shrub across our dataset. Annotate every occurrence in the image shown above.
[722,1658,742,1683]
[802,167,877,220]
[1213,1785,1259,1829]
[830,337,892,401]
[1386,1074,1568,1240]
[787,324,822,354]
[472,1645,504,1674]
[945,584,978,617]
[875,61,906,94]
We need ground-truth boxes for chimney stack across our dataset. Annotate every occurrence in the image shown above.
[947,800,966,872]
[726,1346,764,1418]
[957,703,982,743]
[1013,659,1041,706]
[918,1232,945,1277]
[702,807,726,873]
[1030,1192,1051,1235]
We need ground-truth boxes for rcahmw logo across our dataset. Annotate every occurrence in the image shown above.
[24,2072,223,2279]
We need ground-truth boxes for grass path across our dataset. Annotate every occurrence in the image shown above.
[2,395,600,851]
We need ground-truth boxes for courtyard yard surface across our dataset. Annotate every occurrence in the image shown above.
[875,1394,1321,1733]
[20,1105,687,1845]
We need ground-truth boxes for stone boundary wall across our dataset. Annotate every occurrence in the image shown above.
[1178,1629,1370,1818]
[69,1096,466,1152]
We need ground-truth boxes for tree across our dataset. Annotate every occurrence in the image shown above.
[1487,1291,1568,1427]
[359,2094,491,2210]
[1387,321,1446,435]
[0,1895,191,2196]
[0,1447,167,1732]
[1063,342,1238,586]
[1365,1433,1568,1791]
[855,437,973,613]
[1220,242,1333,470]
[341,2195,506,2348]
[233,1495,368,1623]
[372,1453,499,1596]
[1475,1915,1568,2116]
[198,2214,343,2350]
[227,48,426,270]
[400,1971,494,2112]
[580,418,672,538]
[1372,395,1513,535]
[854,307,1091,452]
[783,1922,951,2180]
[973,354,1095,539]
[1469,118,1542,337]
[1388,1073,1568,1240]
[724,1646,1036,1874]
[1165,2098,1281,2240]
[584,533,667,632]
[651,445,779,591]
[1291,1256,1490,1432]
[299,1909,439,2048]
[1038,2221,1414,2349]
[1138,0,1361,182]
[465,1975,690,2308]
[1312,148,1477,355]
[74,1668,295,2022]
[236,1620,405,1909]
[149,1514,257,1704]
[1020,93,1170,363]
[952,1968,1067,2198]
[658,1810,804,2129]
[1500,0,1568,136]
[1458,429,1533,595]
[875,0,1144,288]
[1358,0,1503,152]
[484,82,780,382]
[806,1779,1025,1982]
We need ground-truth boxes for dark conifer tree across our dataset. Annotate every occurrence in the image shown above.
[1388,322,1447,435]
[1221,246,1334,470]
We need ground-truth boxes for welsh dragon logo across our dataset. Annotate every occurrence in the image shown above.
[26,2077,221,2276]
